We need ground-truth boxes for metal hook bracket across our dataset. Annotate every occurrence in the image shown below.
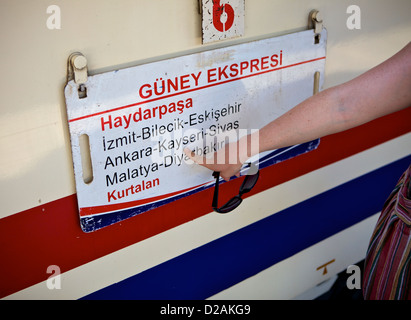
[308,10,323,44]
[67,52,88,98]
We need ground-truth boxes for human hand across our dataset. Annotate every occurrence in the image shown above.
[183,142,244,181]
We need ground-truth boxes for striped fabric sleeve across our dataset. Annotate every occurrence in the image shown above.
[363,163,411,300]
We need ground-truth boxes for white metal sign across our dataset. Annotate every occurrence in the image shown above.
[65,28,327,232]
[201,0,245,43]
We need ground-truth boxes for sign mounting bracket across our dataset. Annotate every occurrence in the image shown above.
[67,52,88,99]
[308,9,323,44]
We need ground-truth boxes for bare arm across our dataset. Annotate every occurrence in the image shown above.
[185,42,411,181]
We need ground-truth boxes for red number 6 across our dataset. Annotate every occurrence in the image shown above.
[212,0,235,32]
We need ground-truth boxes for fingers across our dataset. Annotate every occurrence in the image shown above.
[183,147,220,172]
[220,174,232,182]
[183,147,203,164]
[183,147,242,181]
